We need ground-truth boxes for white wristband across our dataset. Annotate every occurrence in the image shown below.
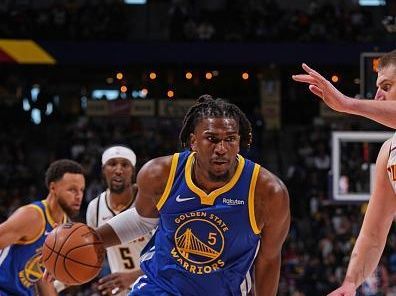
[106,208,158,244]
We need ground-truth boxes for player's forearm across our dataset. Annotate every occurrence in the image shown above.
[348,99,396,129]
[96,223,121,249]
[254,255,281,296]
[343,232,386,288]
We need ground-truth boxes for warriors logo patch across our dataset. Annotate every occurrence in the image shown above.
[18,249,45,287]
[171,211,229,274]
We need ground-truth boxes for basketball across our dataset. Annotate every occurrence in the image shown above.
[42,222,105,285]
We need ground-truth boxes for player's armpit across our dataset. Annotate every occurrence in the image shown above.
[0,206,44,249]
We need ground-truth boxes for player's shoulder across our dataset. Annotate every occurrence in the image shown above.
[8,203,45,225]
[19,202,45,217]
[138,154,174,179]
[376,137,394,164]
[255,166,288,202]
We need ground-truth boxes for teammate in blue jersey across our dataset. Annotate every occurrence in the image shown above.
[0,159,85,296]
[87,95,291,296]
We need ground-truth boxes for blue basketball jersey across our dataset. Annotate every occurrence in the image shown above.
[138,151,261,296]
[0,200,66,296]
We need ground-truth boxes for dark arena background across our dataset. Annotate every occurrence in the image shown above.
[0,0,395,295]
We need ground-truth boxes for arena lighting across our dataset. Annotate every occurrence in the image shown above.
[31,108,41,125]
[116,73,123,80]
[359,0,385,5]
[167,90,174,98]
[242,72,249,80]
[31,84,40,102]
[45,103,53,115]
[205,72,213,80]
[185,72,193,80]
[331,75,339,83]
[92,89,120,100]
[141,88,148,98]
[149,72,157,80]
[23,99,31,111]
[124,0,146,4]
[120,86,128,93]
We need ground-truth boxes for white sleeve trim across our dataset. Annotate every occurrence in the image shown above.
[106,208,159,244]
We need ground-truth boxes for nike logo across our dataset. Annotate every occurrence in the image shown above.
[175,195,195,202]
[44,230,51,236]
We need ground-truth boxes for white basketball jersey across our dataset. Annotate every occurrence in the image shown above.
[86,191,152,273]
[387,133,396,193]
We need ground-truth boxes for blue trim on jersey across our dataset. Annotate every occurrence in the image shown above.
[0,201,54,296]
[138,151,261,296]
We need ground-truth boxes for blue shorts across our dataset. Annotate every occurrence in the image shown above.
[129,275,172,296]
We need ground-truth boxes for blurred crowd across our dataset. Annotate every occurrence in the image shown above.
[1,104,396,295]
[169,0,386,43]
[0,0,390,43]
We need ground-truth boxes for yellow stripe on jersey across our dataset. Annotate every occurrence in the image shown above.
[157,153,180,211]
[248,164,261,235]
[185,153,245,206]
[17,205,45,244]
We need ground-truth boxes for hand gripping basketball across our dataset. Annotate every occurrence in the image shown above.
[42,222,105,285]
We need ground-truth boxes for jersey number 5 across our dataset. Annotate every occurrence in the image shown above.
[119,247,135,269]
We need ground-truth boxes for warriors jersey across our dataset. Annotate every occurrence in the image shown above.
[137,151,261,296]
[0,200,66,296]
[86,191,152,274]
[388,133,396,193]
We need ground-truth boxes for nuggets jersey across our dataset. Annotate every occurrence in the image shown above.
[138,151,261,296]
[86,191,152,274]
[388,133,396,192]
[0,200,66,296]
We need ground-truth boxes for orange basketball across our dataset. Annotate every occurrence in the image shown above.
[42,222,105,285]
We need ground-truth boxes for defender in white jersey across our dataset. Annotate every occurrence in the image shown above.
[293,50,396,296]
[86,146,152,296]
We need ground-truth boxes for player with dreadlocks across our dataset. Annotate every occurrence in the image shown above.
[53,95,290,295]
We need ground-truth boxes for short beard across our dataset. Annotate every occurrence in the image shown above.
[208,171,230,182]
[58,198,79,218]
[109,183,126,194]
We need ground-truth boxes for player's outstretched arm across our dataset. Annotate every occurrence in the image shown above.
[292,63,396,129]
[328,139,396,296]
[253,169,290,296]
[0,206,44,249]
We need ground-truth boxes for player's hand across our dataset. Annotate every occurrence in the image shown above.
[42,269,56,283]
[292,63,352,113]
[327,281,356,296]
[97,271,142,295]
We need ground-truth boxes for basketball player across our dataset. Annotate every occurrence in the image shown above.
[0,159,85,296]
[92,95,291,295]
[293,51,396,295]
[86,146,152,295]
[292,49,396,128]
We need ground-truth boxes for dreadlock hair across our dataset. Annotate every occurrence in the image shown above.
[179,94,252,150]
